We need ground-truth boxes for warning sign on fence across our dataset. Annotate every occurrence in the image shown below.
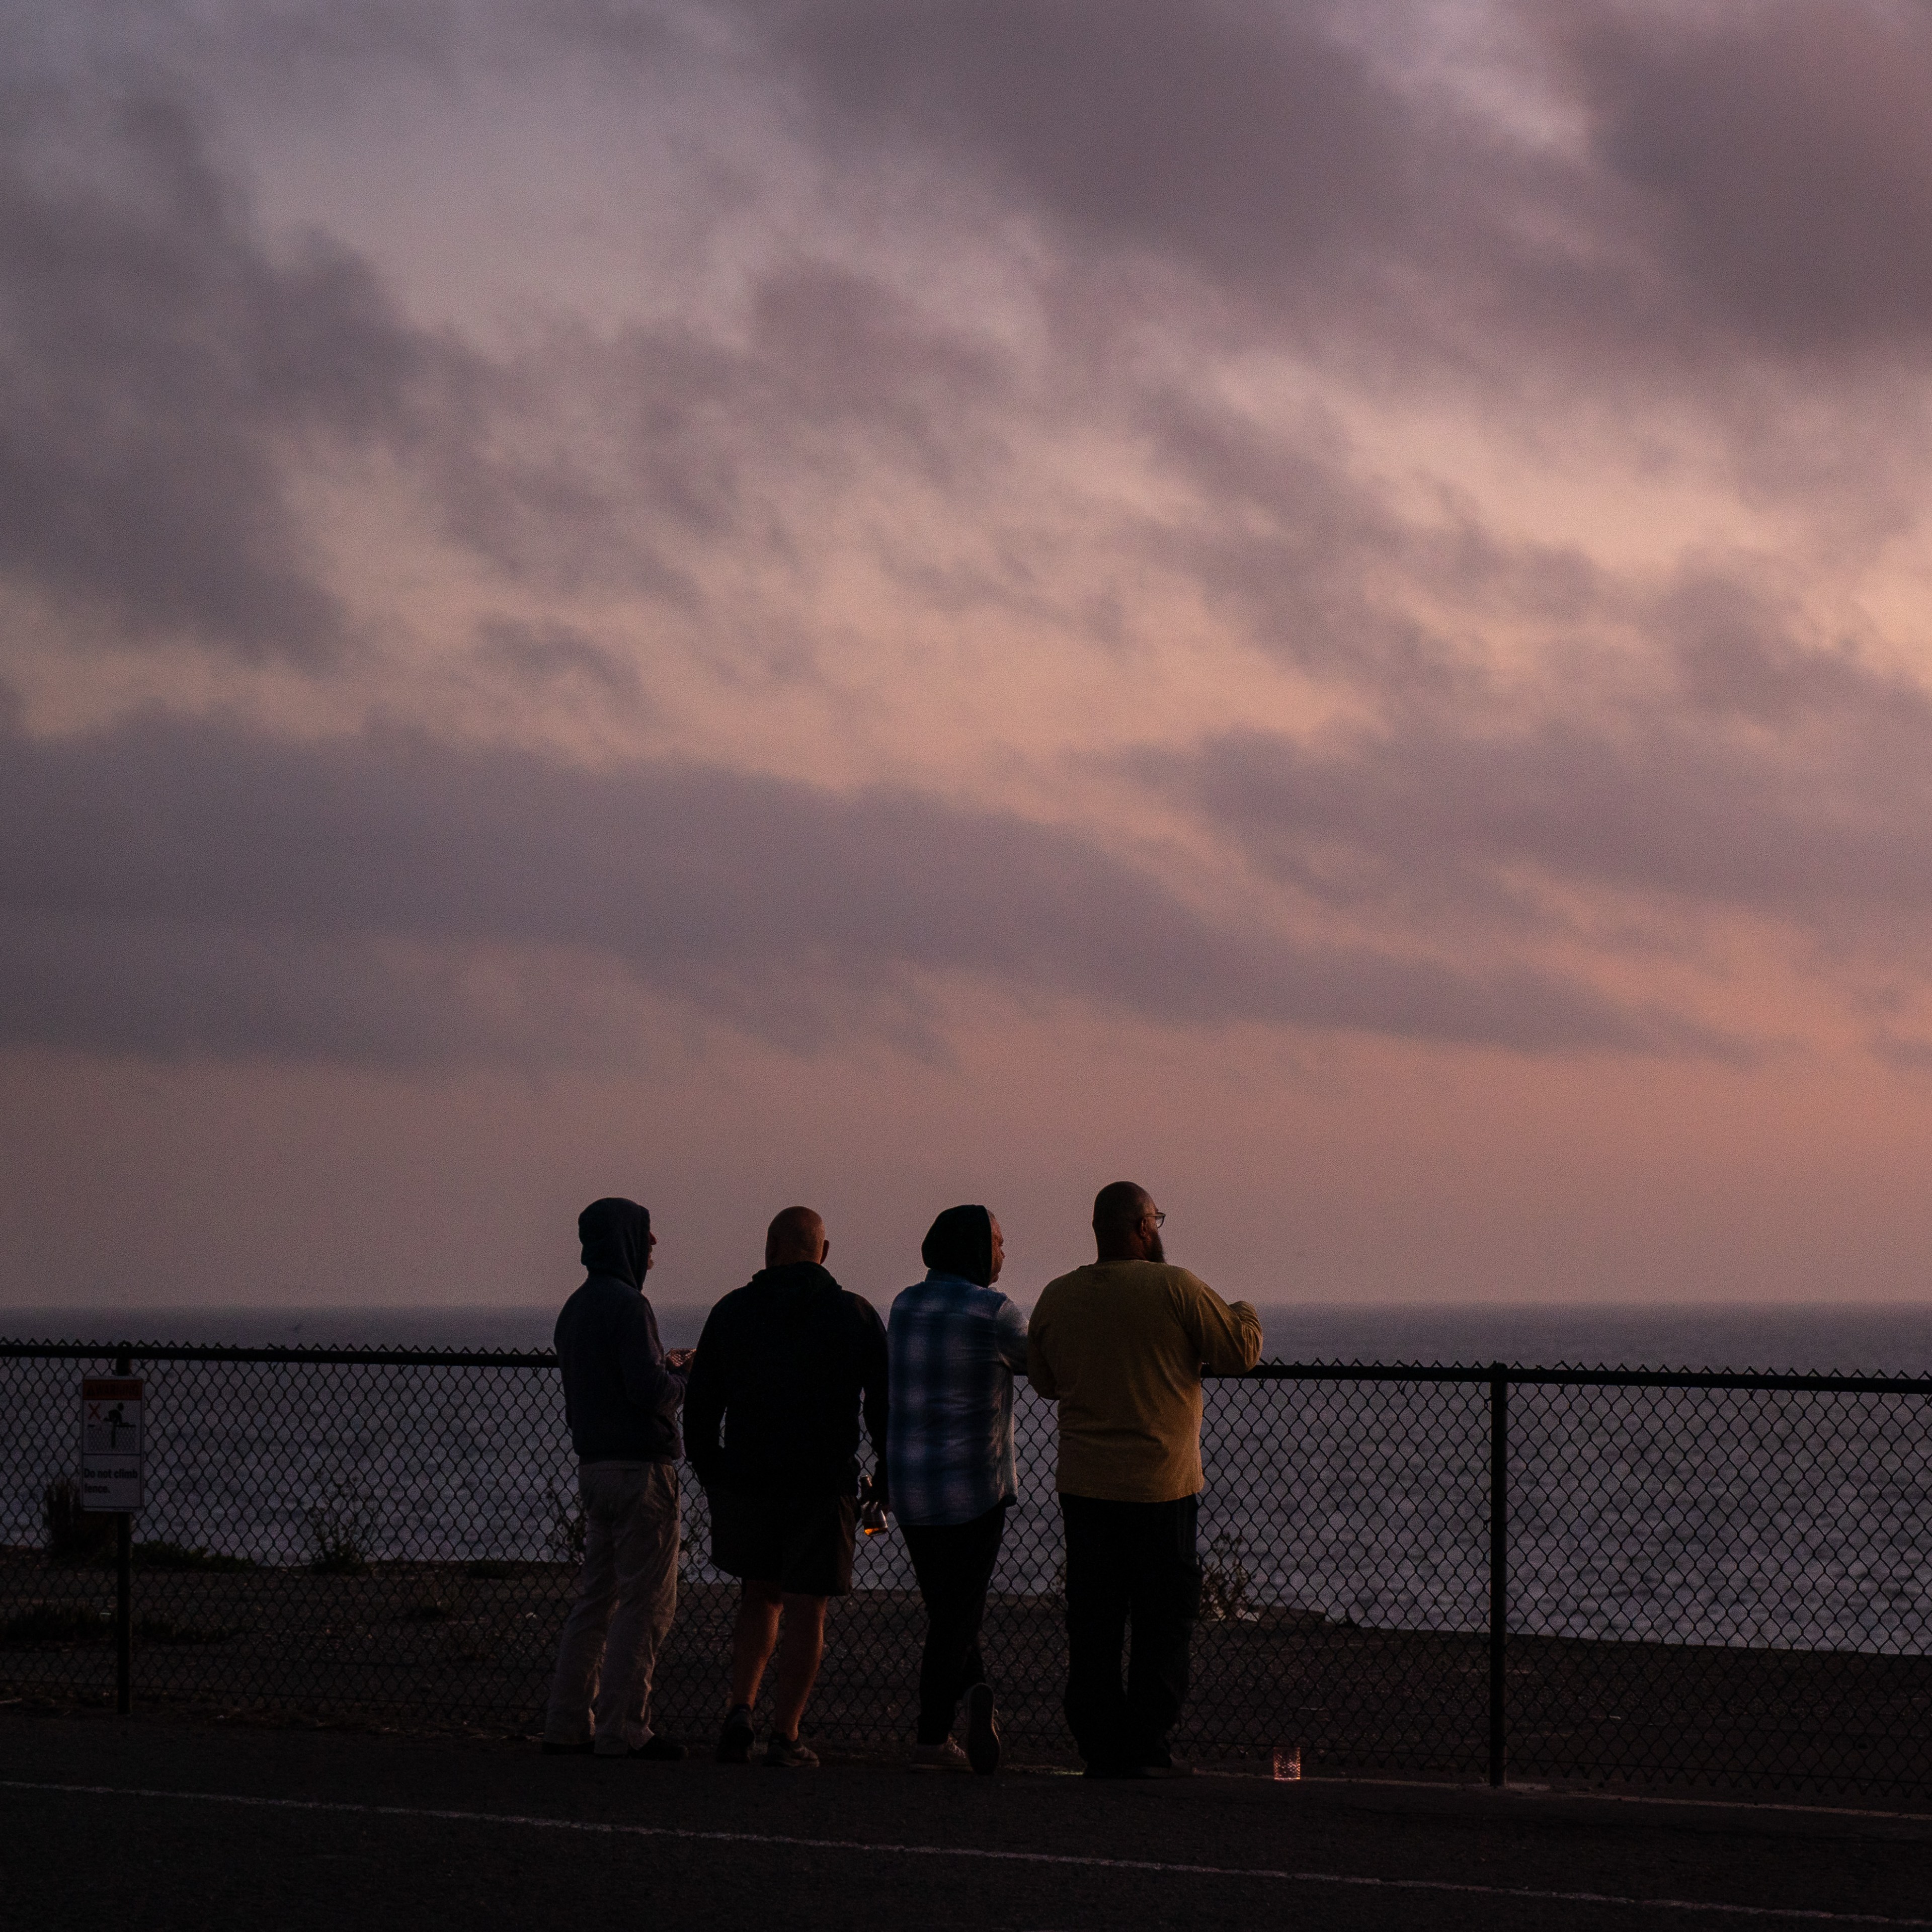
[80,1377,143,1512]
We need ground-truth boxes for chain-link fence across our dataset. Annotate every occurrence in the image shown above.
[5,1339,1930,1801]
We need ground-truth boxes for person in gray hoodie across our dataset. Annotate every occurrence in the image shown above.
[684,1205,889,1768]
[542,1196,692,1759]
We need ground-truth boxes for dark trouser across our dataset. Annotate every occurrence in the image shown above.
[901,1502,1009,1746]
[1060,1492,1201,1768]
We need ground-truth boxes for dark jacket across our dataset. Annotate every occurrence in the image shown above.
[555,1197,685,1464]
[683,1262,889,1498]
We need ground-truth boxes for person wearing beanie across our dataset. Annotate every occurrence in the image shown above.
[886,1203,1029,1774]
[541,1195,692,1760]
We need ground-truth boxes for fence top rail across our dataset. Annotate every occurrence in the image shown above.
[0,1338,558,1369]
[1241,1361,1932,1395]
[4,1337,1932,1394]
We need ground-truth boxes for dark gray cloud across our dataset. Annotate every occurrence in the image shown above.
[14,0,1920,700]
[772,0,1427,288]
[1150,589,1932,941]
[1120,384,1609,683]
[0,89,441,661]
[442,261,1014,596]
[1563,1,1932,355]
[0,62,1025,664]
[0,713,1715,1065]
[760,0,1932,389]
[757,0,1601,392]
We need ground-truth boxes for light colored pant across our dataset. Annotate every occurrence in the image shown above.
[543,1459,680,1753]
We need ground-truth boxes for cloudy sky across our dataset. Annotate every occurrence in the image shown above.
[6,0,1932,1315]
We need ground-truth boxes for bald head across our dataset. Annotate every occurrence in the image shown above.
[765,1204,829,1268]
[1093,1181,1153,1233]
[1093,1181,1162,1263]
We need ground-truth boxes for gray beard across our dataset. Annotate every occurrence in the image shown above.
[1145,1231,1165,1265]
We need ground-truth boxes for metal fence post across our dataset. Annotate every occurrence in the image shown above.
[115,1346,132,1717]
[1488,1363,1507,1788]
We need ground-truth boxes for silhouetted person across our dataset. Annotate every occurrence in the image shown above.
[542,1196,693,1759]
[1028,1182,1262,1778]
[684,1205,889,1768]
[887,1203,1028,1773]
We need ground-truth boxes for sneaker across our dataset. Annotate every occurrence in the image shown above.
[964,1683,1001,1776]
[541,1738,593,1756]
[908,1736,971,1773]
[765,1734,820,1769]
[715,1705,755,1765]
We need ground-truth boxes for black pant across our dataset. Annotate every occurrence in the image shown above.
[1059,1492,1201,1768]
[901,1502,1008,1746]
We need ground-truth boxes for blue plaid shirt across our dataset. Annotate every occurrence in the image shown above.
[886,1272,1030,1527]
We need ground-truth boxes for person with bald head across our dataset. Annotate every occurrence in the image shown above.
[683,1205,889,1768]
[1028,1183,1262,1778]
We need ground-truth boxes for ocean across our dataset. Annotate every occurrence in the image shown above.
[6,1302,1930,1655]
[9,1300,1932,1372]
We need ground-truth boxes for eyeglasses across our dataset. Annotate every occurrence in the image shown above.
[1146,1211,1166,1229]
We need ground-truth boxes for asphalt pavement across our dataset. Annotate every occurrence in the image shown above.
[3,1710,1930,1930]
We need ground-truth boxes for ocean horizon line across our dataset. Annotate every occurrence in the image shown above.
[7,1298,1932,1376]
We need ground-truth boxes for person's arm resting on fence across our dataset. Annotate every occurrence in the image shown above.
[1177,1274,1263,1376]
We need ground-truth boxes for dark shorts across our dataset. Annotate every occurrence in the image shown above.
[707,1484,857,1597]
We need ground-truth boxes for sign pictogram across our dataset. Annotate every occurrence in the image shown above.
[80,1377,143,1511]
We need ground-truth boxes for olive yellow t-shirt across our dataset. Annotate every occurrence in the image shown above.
[1026,1260,1263,1502]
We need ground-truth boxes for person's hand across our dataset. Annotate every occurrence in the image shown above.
[665,1347,695,1371]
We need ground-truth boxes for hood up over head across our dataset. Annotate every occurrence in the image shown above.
[578,1196,651,1290]
[921,1204,995,1287]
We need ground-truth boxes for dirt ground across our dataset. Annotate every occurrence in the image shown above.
[7,1548,1932,1806]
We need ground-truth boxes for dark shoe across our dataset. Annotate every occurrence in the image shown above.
[765,1734,820,1769]
[541,1739,593,1756]
[908,1737,971,1772]
[965,1682,1001,1776]
[625,1734,686,1761]
[715,1705,754,1765]
[1082,1758,1151,1780]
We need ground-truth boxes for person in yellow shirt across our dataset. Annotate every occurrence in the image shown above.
[1027,1182,1262,1778]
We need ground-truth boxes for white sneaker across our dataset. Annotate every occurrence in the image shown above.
[908,1736,971,1772]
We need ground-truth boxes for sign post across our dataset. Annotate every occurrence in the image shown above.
[82,1366,142,1714]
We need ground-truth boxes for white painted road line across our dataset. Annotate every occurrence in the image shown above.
[5,1779,1927,1927]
